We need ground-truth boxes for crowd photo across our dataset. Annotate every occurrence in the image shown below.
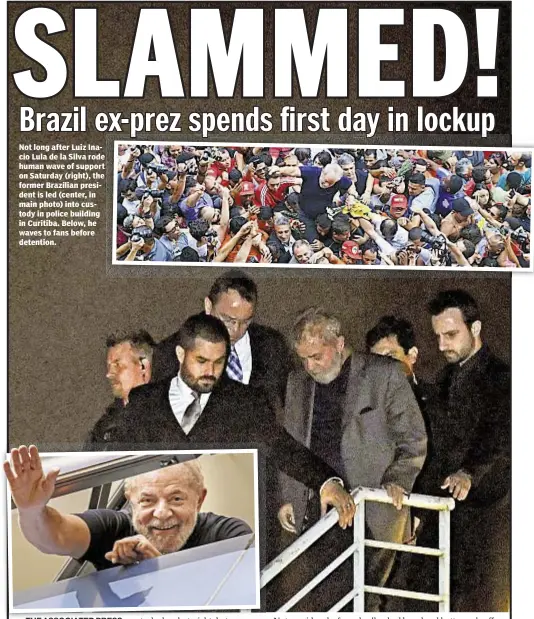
[114,144,531,268]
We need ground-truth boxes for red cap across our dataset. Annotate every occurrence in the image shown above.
[341,241,361,259]
[390,194,408,209]
[240,181,255,195]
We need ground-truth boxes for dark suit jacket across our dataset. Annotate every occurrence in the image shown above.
[416,345,510,507]
[279,353,427,542]
[151,322,293,407]
[86,375,340,493]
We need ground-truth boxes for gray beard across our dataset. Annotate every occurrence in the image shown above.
[133,513,198,555]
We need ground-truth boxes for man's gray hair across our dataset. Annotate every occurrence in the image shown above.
[321,163,343,182]
[292,307,343,347]
[337,153,355,167]
[293,239,312,251]
[274,214,290,227]
[124,459,205,498]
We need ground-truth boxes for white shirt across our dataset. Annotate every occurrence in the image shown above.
[168,374,211,434]
[233,330,253,385]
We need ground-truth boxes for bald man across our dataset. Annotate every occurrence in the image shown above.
[5,446,251,571]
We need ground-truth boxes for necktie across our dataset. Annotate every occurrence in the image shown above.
[227,346,244,383]
[182,392,202,434]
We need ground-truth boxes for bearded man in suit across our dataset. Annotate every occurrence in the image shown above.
[276,307,427,612]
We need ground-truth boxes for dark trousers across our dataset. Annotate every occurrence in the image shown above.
[298,209,321,243]
[405,494,510,612]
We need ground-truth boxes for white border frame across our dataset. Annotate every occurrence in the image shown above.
[7,449,261,613]
[111,140,532,272]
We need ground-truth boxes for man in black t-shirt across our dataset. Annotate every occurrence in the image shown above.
[5,446,251,571]
[277,162,356,242]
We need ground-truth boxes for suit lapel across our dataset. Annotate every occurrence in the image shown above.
[151,380,190,443]
[247,324,260,383]
[285,370,315,446]
[342,353,370,427]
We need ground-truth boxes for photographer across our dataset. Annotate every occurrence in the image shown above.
[371,175,406,209]
[502,218,530,267]
[161,164,188,211]
[135,192,161,226]
[160,144,183,171]
[156,216,185,260]
[121,145,143,180]
[482,230,520,268]
[179,178,215,223]
[136,156,160,191]
[409,203,472,267]
[178,219,219,262]
[118,226,173,262]
[207,147,236,183]
[119,180,140,215]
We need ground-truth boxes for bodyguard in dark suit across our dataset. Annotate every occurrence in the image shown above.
[276,308,427,611]
[89,313,356,555]
[408,290,510,612]
[151,271,292,408]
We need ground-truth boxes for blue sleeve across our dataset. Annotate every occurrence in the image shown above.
[300,166,320,182]
[338,176,352,193]
[497,173,508,189]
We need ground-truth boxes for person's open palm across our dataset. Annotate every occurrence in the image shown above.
[4,445,59,511]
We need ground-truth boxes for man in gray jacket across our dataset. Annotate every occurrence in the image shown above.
[276,307,427,611]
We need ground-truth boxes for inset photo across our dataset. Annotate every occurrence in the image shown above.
[7,449,259,611]
[113,143,531,269]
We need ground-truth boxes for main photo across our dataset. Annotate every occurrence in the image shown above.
[9,269,510,612]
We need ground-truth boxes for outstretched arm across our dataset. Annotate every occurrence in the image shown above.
[5,446,91,558]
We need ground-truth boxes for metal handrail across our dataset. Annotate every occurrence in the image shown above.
[261,486,455,612]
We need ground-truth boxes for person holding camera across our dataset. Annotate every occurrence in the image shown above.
[117,225,173,262]
[118,180,141,215]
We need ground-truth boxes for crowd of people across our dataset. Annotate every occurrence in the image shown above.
[115,145,531,268]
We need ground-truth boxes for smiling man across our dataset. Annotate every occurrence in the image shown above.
[4,446,251,571]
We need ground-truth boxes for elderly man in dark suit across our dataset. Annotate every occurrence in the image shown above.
[151,271,291,408]
[276,307,427,612]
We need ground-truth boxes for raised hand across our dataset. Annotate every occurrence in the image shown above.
[4,445,59,512]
